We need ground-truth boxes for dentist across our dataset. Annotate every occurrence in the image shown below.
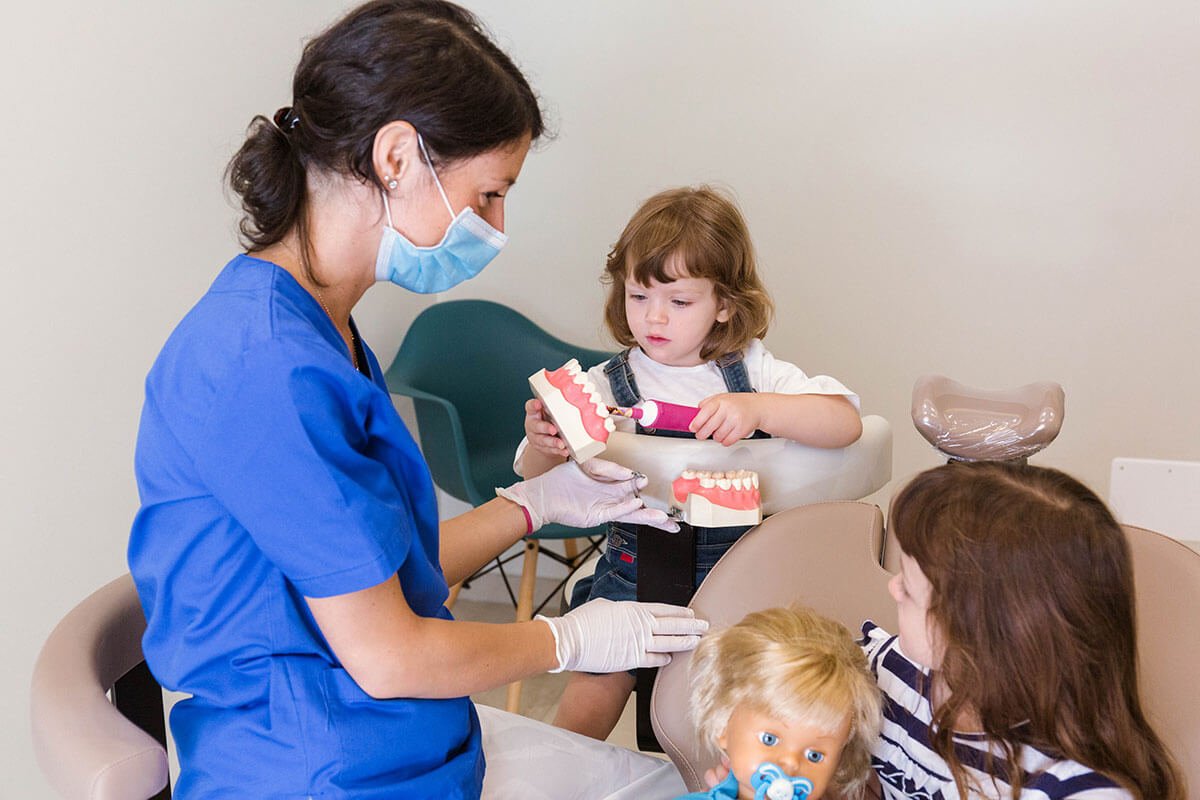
[127,2,702,798]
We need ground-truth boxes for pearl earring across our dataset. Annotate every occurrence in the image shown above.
[384,175,398,190]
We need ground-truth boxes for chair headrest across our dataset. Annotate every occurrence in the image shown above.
[911,374,1064,461]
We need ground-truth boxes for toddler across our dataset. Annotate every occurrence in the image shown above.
[517,185,863,739]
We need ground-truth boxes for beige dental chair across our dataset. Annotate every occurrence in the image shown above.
[650,505,1200,794]
[650,501,898,791]
[31,573,171,800]
[1121,523,1200,791]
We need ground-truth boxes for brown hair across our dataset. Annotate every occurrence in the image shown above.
[226,0,545,284]
[889,461,1184,799]
[689,606,882,798]
[602,186,773,361]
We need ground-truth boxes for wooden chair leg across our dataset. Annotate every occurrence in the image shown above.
[505,539,540,714]
[445,581,463,610]
[563,537,579,562]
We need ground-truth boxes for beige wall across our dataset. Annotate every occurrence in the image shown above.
[455,0,1200,496]
[3,1,1197,795]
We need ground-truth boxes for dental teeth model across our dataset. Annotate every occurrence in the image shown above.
[670,469,762,528]
[528,359,616,463]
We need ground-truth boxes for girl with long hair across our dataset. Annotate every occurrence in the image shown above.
[866,461,1184,799]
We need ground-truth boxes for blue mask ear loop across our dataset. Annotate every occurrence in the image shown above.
[416,133,457,221]
[380,133,458,234]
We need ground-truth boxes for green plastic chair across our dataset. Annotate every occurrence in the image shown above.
[384,299,612,712]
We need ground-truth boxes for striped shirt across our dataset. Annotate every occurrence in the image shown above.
[860,622,1130,800]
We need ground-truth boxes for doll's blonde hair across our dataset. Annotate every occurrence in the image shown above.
[689,606,882,797]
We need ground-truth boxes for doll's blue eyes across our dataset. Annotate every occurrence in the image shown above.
[755,733,824,762]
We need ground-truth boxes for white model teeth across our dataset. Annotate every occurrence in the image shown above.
[564,358,582,375]
[683,469,760,489]
[604,417,615,432]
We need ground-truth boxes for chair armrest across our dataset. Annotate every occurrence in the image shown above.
[31,574,170,800]
[603,415,893,515]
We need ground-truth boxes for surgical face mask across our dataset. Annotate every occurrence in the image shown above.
[374,134,508,293]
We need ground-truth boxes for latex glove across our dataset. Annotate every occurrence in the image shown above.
[536,598,708,673]
[496,458,679,532]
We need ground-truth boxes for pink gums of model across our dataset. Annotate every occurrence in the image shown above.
[528,359,615,463]
[671,469,763,527]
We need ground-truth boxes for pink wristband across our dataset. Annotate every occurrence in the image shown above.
[520,504,534,535]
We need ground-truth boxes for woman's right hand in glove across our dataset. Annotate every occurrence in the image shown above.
[536,598,707,673]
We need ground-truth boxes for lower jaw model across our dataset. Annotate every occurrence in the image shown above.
[670,469,762,527]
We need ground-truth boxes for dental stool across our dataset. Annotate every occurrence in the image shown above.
[911,374,1065,463]
[561,415,895,610]
[651,501,897,790]
[574,415,894,750]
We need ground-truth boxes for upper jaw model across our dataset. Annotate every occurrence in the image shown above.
[528,359,616,463]
[671,469,762,527]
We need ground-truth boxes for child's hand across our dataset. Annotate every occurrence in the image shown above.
[691,393,762,446]
[524,398,570,459]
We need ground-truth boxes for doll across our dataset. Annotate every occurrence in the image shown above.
[677,607,882,800]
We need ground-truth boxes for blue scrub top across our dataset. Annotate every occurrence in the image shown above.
[128,255,484,799]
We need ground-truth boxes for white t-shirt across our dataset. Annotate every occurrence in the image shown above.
[587,339,858,434]
[860,622,1131,800]
[514,339,858,474]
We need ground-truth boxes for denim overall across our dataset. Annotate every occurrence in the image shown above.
[572,349,767,609]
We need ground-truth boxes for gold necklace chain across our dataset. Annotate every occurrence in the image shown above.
[314,290,361,372]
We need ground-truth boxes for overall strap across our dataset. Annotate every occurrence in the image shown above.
[714,350,772,439]
[603,348,642,408]
[714,351,754,394]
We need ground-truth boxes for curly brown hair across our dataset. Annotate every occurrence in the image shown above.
[602,186,773,361]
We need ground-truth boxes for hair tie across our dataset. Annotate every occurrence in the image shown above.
[273,106,300,132]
